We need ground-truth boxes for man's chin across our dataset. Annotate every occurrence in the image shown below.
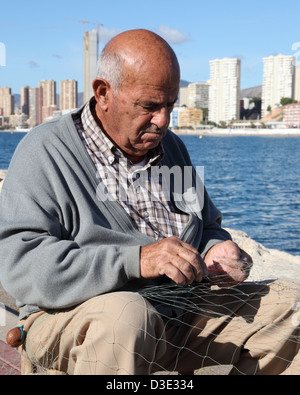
[141,130,165,144]
[141,139,161,151]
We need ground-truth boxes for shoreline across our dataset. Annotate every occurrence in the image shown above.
[0,129,29,133]
[1,128,300,137]
[171,128,300,137]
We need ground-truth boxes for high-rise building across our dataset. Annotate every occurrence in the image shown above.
[294,65,300,102]
[180,82,209,109]
[83,29,99,103]
[188,82,209,109]
[60,80,78,110]
[29,87,43,127]
[0,87,14,116]
[38,80,57,123]
[262,54,295,117]
[21,86,30,115]
[208,58,241,124]
[39,80,57,107]
[178,107,203,127]
[179,87,189,107]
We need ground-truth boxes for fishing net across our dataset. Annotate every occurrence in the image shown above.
[1,234,300,376]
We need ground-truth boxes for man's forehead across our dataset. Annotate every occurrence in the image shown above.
[122,61,179,84]
[126,81,179,101]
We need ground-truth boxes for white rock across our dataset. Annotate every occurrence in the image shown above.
[226,228,300,284]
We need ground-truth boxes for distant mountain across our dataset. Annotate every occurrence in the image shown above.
[240,86,262,98]
[13,94,20,107]
[179,80,190,88]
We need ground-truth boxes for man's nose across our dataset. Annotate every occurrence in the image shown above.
[151,107,169,129]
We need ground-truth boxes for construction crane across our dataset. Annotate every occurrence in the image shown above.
[66,18,103,36]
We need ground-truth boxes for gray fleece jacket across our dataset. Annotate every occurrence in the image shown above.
[0,107,231,319]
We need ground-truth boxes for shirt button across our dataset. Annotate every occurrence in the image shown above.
[143,211,149,218]
[108,156,114,164]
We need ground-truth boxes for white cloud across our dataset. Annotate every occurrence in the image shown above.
[156,25,189,44]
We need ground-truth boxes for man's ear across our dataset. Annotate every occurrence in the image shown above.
[93,78,110,110]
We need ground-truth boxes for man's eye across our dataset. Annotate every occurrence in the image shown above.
[142,103,175,112]
[142,104,157,111]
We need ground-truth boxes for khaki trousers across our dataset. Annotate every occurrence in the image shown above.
[20,281,300,375]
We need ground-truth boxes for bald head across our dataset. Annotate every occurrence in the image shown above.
[96,29,180,91]
[92,29,180,163]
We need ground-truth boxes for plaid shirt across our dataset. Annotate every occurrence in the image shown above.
[73,99,189,240]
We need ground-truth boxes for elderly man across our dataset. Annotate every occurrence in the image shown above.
[0,29,299,375]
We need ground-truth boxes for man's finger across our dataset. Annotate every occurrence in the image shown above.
[175,240,208,280]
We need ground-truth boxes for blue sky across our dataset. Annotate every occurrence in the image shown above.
[1,0,300,94]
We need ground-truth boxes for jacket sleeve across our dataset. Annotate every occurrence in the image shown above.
[0,184,140,312]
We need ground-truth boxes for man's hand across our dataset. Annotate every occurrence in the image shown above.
[204,240,253,287]
[140,237,208,285]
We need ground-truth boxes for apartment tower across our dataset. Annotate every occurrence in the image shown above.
[83,29,99,103]
[294,65,300,102]
[21,86,30,116]
[60,80,78,110]
[39,80,57,107]
[180,82,209,109]
[29,87,43,127]
[38,80,57,123]
[262,54,295,117]
[208,58,241,124]
[0,87,14,116]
